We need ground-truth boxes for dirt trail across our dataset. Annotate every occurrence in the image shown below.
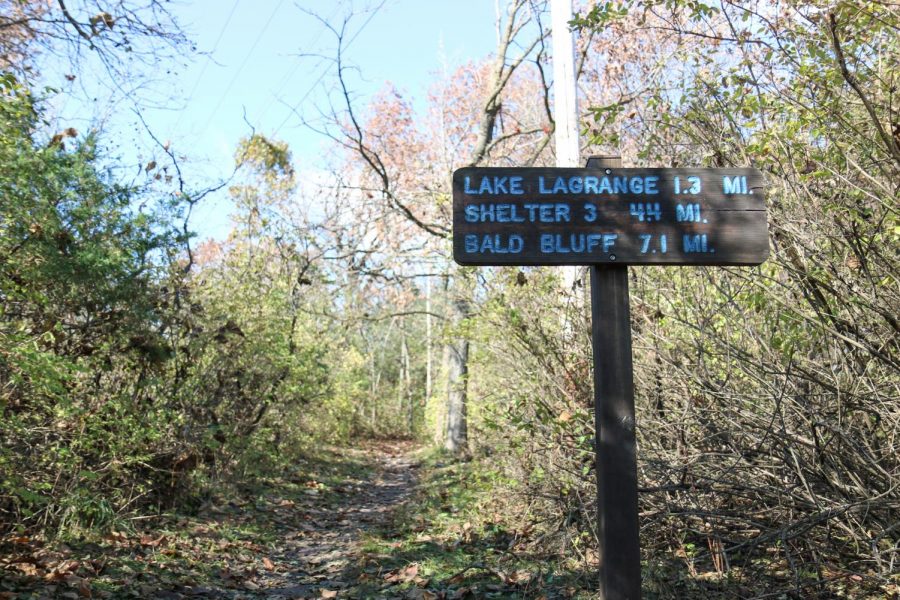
[0,442,421,600]
[249,445,419,599]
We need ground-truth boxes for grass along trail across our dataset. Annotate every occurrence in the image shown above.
[1,442,422,599]
[2,441,592,599]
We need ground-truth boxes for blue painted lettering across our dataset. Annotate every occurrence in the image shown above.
[539,177,552,194]
[686,176,701,194]
[468,204,529,223]
[639,234,652,253]
[638,234,668,253]
[531,175,661,196]
[570,235,585,252]
[540,234,554,253]
[522,203,570,222]
[494,204,526,223]
[465,176,527,195]
[629,203,646,221]
[683,234,710,253]
[723,175,744,195]
[466,234,524,254]
[539,233,615,254]
[676,203,701,222]
[602,234,618,253]
[539,204,555,222]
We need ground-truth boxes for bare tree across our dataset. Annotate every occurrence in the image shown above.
[292,0,554,454]
[1,0,186,76]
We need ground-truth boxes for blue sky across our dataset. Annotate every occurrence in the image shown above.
[160,0,496,156]
[43,1,499,238]
[121,0,498,237]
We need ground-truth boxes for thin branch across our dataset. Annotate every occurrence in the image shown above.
[828,12,900,165]
[56,0,93,47]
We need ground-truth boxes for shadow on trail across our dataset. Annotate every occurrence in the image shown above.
[2,441,798,599]
[0,441,417,600]
[328,456,597,600]
[256,445,420,599]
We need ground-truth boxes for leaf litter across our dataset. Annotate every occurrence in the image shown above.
[1,442,418,599]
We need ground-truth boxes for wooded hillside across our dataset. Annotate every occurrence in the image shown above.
[1,1,897,598]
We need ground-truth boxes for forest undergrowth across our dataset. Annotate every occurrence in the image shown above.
[3,440,891,599]
[2,1,899,599]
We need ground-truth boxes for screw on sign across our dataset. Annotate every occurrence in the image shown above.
[452,155,769,600]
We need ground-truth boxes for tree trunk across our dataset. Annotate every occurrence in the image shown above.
[369,349,378,432]
[425,275,433,403]
[402,335,412,435]
[444,296,471,454]
[436,336,451,446]
[397,330,405,425]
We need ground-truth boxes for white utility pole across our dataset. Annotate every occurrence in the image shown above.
[551,0,580,168]
[551,0,582,298]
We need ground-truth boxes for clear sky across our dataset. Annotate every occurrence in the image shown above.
[123,0,498,238]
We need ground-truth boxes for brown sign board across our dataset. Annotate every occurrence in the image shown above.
[452,167,769,266]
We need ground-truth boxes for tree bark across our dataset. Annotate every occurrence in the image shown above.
[425,275,433,403]
[402,334,412,435]
[444,296,471,454]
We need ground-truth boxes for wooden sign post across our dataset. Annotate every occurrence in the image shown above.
[452,156,768,600]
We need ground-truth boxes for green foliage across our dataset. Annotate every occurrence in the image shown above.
[0,86,358,538]
[460,2,900,597]
[5,3,898,598]
[1,74,178,533]
[355,450,593,598]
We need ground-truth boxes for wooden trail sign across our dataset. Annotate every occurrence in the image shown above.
[453,167,768,267]
[452,158,769,600]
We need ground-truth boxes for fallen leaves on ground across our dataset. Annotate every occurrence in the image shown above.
[0,442,422,600]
